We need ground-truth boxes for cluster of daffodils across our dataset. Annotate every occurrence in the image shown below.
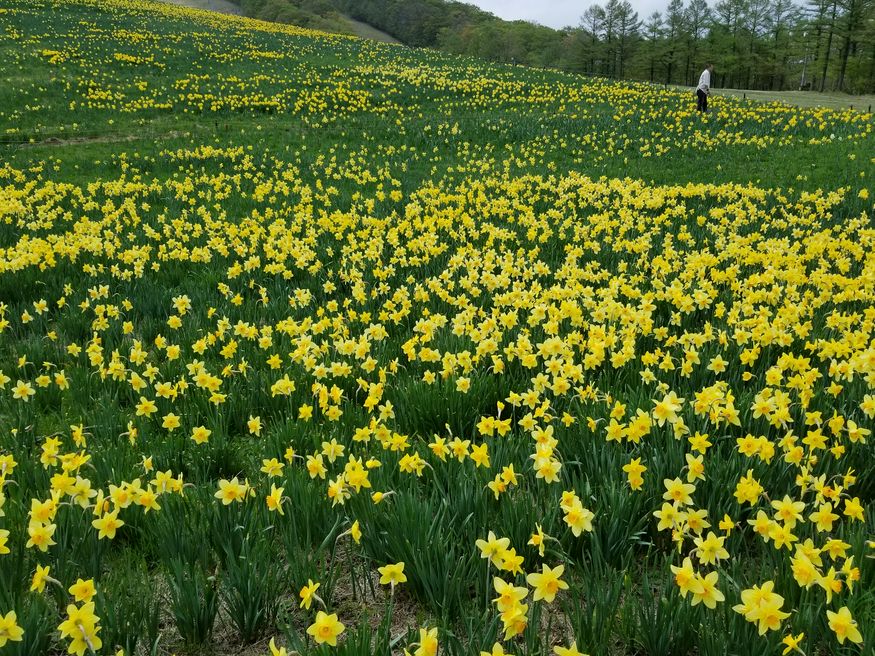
[477,514,592,645]
[0,0,872,653]
[3,575,104,655]
[0,157,872,650]
[660,439,865,646]
[295,577,344,648]
[4,0,873,154]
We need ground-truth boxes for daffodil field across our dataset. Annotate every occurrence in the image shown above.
[0,0,874,654]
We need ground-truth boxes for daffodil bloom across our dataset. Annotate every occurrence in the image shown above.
[652,391,684,426]
[689,571,724,608]
[12,380,35,401]
[554,642,587,656]
[68,578,96,603]
[378,561,407,588]
[663,478,695,506]
[266,485,284,514]
[526,563,568,603]
[826,606,863,645]
[58,602,102,656]
[136,487,161,513]
[135,397,157,417]
[528,524,548,557]
[92,511,124,540]
[299,579,321,610]
[771,495,805,528]
[781,633,804,655]
[670,557,697,598]
[843,496,864,522]
[349,520,362,543]
[492,577,528,613]
[214,478,247,505]
[30,565,53,592]
[2,15,875,653]
[261,458,284,477]
[733,581,790,634]
[498,548,525,575]
[693,532,729,565]
[480,644,506,656]
[500,601,528,640]
[191,425,211,444]
[412,627,438,656]
[26,521,56,552]
[306,611,344,646]
[0,611,24,647]
[622,457,646,490]
[476,531,510,565]
[269,637,288,656]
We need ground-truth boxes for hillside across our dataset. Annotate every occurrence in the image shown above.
[0,1,873,656]
[195,0,875,95]
[231,0,388,39]
[162,0,400,42]
[162,0,242,15]
[4,0,871,185]
[341,15,399,43]
[228,0,499,46]
[157,0,875,95]
[227,0,569,65]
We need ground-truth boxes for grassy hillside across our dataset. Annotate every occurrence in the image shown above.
[223,0,499,48]
[161,0,243,15]
[231,0,359,35]
[3,0,872,186]
[0,1,873,656]
[712,88,875,112]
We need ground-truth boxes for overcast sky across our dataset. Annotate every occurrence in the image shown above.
[466,0,666,29]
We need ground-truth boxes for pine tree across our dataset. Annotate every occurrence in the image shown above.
[643,11,666,82]
[580,4,607,75]
[685,0,711,84]
[664,0,687,84]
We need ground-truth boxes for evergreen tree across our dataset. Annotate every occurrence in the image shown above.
[643,11,666,81]
[580,4,607,74]
[685,0,711,84]
[664,0,688,83]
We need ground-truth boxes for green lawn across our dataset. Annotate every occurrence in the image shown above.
[0,1,873,656]
[159,0,241,15]
[717,87,875,111]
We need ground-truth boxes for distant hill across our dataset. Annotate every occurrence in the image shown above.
[163,0,244,15]
[330,0,501,48]
[232,0,368,37]
[230,0,497,46]
[226,0,875,93]
[229,0,569,65]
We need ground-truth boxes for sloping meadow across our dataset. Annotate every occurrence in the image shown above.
[0,1,873,655]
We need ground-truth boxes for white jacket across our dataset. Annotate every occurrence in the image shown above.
[696,69,711,94]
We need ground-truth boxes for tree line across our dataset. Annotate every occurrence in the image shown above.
[234,0,875,93]
[565,0,875,93]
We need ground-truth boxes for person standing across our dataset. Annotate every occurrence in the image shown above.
[696,64,714,113]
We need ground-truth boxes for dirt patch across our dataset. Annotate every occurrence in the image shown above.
[340,17,400,44]
[159,0,243,16]
[12,130,188,148]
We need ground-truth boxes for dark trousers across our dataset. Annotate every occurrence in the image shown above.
[696,89,708,112]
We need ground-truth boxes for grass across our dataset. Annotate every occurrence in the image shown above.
[666,82,875,111]
[159,0,242,15]
[340,15,399,43]
[0,1,873,655]
[715,87,875,111]
[165,0,874,110]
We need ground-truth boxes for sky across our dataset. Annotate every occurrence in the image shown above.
[466,0,666,29]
